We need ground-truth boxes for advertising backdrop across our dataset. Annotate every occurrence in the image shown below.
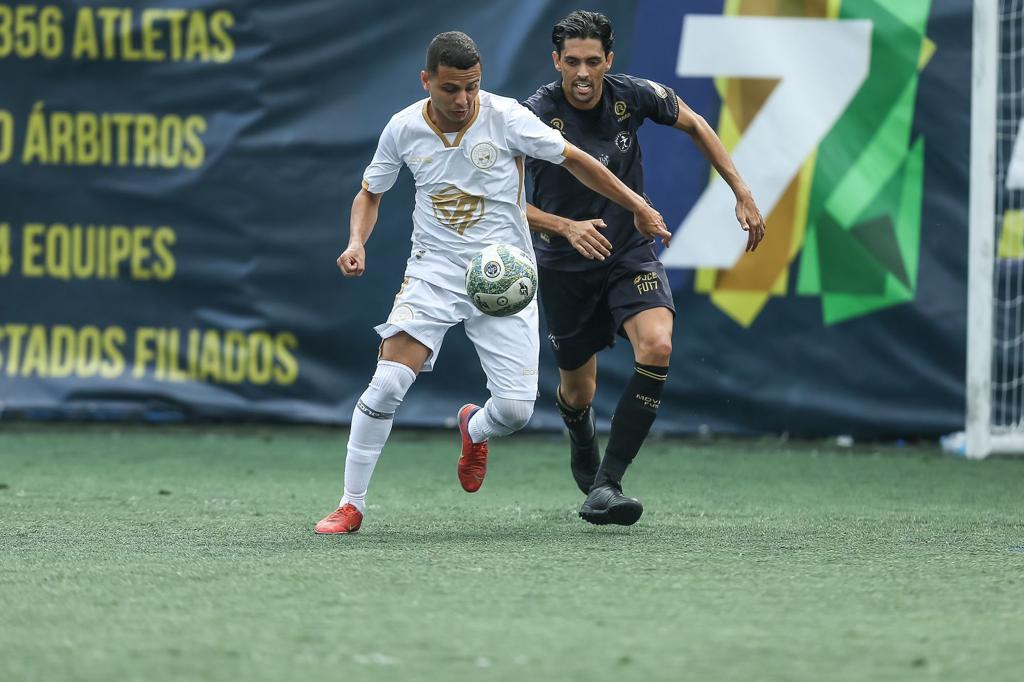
[0,0,973,436]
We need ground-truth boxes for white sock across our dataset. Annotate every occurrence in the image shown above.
[468,396,534,443]
[338,360,416,512]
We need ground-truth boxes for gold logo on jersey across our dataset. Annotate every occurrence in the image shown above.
[647,80,668,99]
[615,100,631,122]
[429,185,485,235]
[550,118,564,130]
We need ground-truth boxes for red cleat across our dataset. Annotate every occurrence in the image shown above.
[458,403,488,492]
[314,504,363,534]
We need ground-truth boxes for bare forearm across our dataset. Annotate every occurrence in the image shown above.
[561,149,647,213]
[674,96,751,199]
[560,144,670,246]
[526,203,570,237]
[689,115,751,199]
[348,188,381,246]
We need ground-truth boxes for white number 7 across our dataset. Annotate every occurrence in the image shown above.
[661,16,873,269]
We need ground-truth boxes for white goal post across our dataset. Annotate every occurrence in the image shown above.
[966,0,1024,457]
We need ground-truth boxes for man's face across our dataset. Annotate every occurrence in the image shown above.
[553,37,613,108]
[421,63,482,128]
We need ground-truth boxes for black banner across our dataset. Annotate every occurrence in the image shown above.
[0,1,970,437]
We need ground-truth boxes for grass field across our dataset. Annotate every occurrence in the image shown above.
[1,425,1022,681]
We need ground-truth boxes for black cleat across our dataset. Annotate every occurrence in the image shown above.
[568,407,600,495]
[579,483,643,526]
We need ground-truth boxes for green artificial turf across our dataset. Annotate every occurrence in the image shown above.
[1,425,1022,681]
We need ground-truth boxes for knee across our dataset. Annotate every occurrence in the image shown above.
[490,397,534,432]
[361,360,417,413]
[635,336,672,366]
[560,378,596,408]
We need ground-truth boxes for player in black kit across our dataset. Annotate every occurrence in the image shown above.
[524,10,766,526]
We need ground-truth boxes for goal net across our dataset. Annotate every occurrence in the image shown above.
[967,0,1024,457]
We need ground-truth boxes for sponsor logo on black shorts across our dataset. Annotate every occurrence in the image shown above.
[634,272,659,294]
[547,333,560,350]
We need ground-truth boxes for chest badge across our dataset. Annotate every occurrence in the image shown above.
[614,100,631,123]
[615,131,632,153]
[470,141,497,169]
[550,118,564,130]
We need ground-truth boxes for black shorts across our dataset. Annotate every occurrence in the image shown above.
[538,242,675,370]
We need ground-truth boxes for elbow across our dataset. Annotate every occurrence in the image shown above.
[356,187,382,205]
[694,114,717,139]
[675,111,706,137]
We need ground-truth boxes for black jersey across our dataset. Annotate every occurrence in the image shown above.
[524,73,679,271]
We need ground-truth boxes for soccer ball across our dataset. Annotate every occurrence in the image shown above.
[465,244,538,317]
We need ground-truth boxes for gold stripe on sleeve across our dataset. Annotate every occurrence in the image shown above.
[515,156,525,209]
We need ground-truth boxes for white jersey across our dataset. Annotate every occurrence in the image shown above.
[362,90,567,291]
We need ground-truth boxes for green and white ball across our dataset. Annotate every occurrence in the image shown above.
[465,244,538,317]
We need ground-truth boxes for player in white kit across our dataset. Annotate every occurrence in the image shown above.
[315,31,669,534]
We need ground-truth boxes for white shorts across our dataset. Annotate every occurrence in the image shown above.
[374,276,540,400]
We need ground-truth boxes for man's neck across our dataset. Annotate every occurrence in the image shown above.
[428,101,472,133]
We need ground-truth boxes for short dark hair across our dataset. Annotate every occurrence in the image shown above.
[552,10,614,55]
[425,31,481,73]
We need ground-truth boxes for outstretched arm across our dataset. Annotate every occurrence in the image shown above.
[337,187,383,277]
[674,96,766,252]
[560,143,672,247]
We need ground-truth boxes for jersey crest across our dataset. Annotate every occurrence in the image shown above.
[615,131,632,152]
[470,141,497,169]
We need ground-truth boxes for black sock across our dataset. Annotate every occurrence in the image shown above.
[594,363,668,487]
[556,386,595,445]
